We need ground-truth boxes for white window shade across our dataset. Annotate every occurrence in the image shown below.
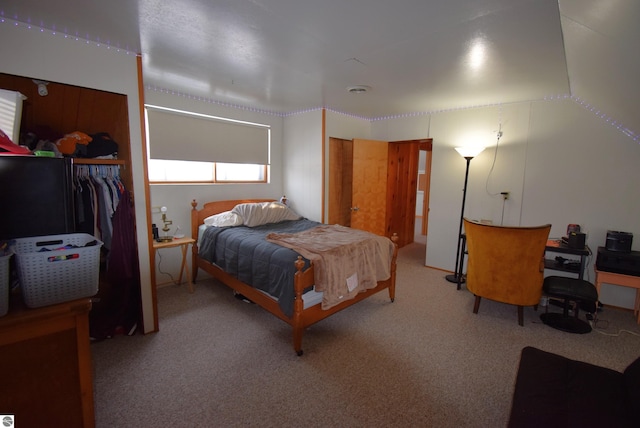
[146,106,269,164]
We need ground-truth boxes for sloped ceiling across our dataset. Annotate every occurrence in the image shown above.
[560,0,639,136]
[1,0,638,133]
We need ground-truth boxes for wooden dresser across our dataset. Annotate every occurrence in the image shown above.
[0,298,94,428]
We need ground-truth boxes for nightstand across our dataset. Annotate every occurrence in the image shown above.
[152,237,196,293]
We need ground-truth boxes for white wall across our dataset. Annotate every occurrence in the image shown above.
[375,99,640,309]
[282,110,323,221]
[371,114,431,141]
[0,20,154,332]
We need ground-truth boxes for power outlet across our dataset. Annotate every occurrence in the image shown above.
[500,191,510,200]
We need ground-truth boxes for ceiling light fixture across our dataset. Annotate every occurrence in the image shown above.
[347,85,371,94]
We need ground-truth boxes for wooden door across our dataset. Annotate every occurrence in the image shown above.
[387,141,420,247]
[351,138,389,236]
[328,138,353,227]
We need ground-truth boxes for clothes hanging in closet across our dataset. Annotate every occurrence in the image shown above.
[90,189,141,340]
[74,164,125,252]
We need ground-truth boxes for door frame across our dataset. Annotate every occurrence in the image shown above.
[419,140,433,237]
[326,137,433,246]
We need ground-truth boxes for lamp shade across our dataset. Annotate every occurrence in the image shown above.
[455,146,485,158]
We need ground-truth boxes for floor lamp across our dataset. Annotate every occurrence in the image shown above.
[445,146,485,289]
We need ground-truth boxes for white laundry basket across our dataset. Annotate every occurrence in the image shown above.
[12,233,103,308]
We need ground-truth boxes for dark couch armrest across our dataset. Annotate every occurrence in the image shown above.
[624,355,640,423]
[508,346,632,428]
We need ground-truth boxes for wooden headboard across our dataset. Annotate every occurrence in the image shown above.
[190,199,274,242]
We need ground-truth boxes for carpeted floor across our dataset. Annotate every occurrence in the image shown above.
[91,242,640,427]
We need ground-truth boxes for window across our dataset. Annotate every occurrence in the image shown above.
[145,105,270,183]
[215,163,267,182]
[148,159,267,183]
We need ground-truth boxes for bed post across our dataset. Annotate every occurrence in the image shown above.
[191,199,199,282]
[389,233,399,302]
[292,256,306,356]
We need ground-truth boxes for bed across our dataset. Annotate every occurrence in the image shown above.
[190,199,398,355]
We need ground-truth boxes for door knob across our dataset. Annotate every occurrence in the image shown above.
[350,206,360,212]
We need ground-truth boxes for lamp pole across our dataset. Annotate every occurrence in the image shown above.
[445,156,472,287]
[445,146,484,288]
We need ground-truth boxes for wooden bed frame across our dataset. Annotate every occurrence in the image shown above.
[190,199,398,355]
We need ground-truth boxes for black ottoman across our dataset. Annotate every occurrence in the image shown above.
[540,276,598,334]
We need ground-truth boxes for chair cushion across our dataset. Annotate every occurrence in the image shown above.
[543,276,598,302]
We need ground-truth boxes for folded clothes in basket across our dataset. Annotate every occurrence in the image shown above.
[37,240,99,252]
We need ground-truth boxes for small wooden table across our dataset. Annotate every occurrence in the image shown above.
[595,268,640,324]
[153,237,196,293]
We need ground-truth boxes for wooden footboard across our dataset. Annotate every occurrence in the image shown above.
[191,199,398,355]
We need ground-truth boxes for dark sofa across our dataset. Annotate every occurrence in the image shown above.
[508,346,640,428]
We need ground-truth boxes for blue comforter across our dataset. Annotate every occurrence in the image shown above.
[198,218,320,317]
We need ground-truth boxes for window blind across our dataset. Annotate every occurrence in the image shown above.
[146,106,270,164]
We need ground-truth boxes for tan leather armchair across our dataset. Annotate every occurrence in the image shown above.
[463,218,551,326]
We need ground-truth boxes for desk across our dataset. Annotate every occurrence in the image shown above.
[153,237,195,293]
[545,240,591,280]
[595,269,640,324]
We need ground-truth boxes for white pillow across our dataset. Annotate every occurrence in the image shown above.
[232,202,301,227]
[203,210,244,227]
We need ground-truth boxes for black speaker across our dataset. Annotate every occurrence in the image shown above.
[567,232,586,249]
[605,231,633,253]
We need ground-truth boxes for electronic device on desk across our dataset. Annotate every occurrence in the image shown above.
[605,230,633,253]
[559,224,586,250]
[596,247,640,276]
[596,231,638,276]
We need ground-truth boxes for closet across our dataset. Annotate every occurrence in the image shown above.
[0,72,140,338]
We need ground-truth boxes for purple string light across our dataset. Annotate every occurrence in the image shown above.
[2,16,638,142]
[0,17,135,55]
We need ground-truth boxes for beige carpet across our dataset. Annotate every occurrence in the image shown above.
[92,243,640,427]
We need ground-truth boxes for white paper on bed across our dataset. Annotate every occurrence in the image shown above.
[266,224,394,310]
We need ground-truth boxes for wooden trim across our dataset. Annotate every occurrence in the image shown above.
[422,148,432,236]
[321,108,326,223]
[137,54,158,333]
[419,139,433,151]
[73,159,126,166]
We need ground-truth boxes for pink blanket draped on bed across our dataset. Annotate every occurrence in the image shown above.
[266,224,395,310]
